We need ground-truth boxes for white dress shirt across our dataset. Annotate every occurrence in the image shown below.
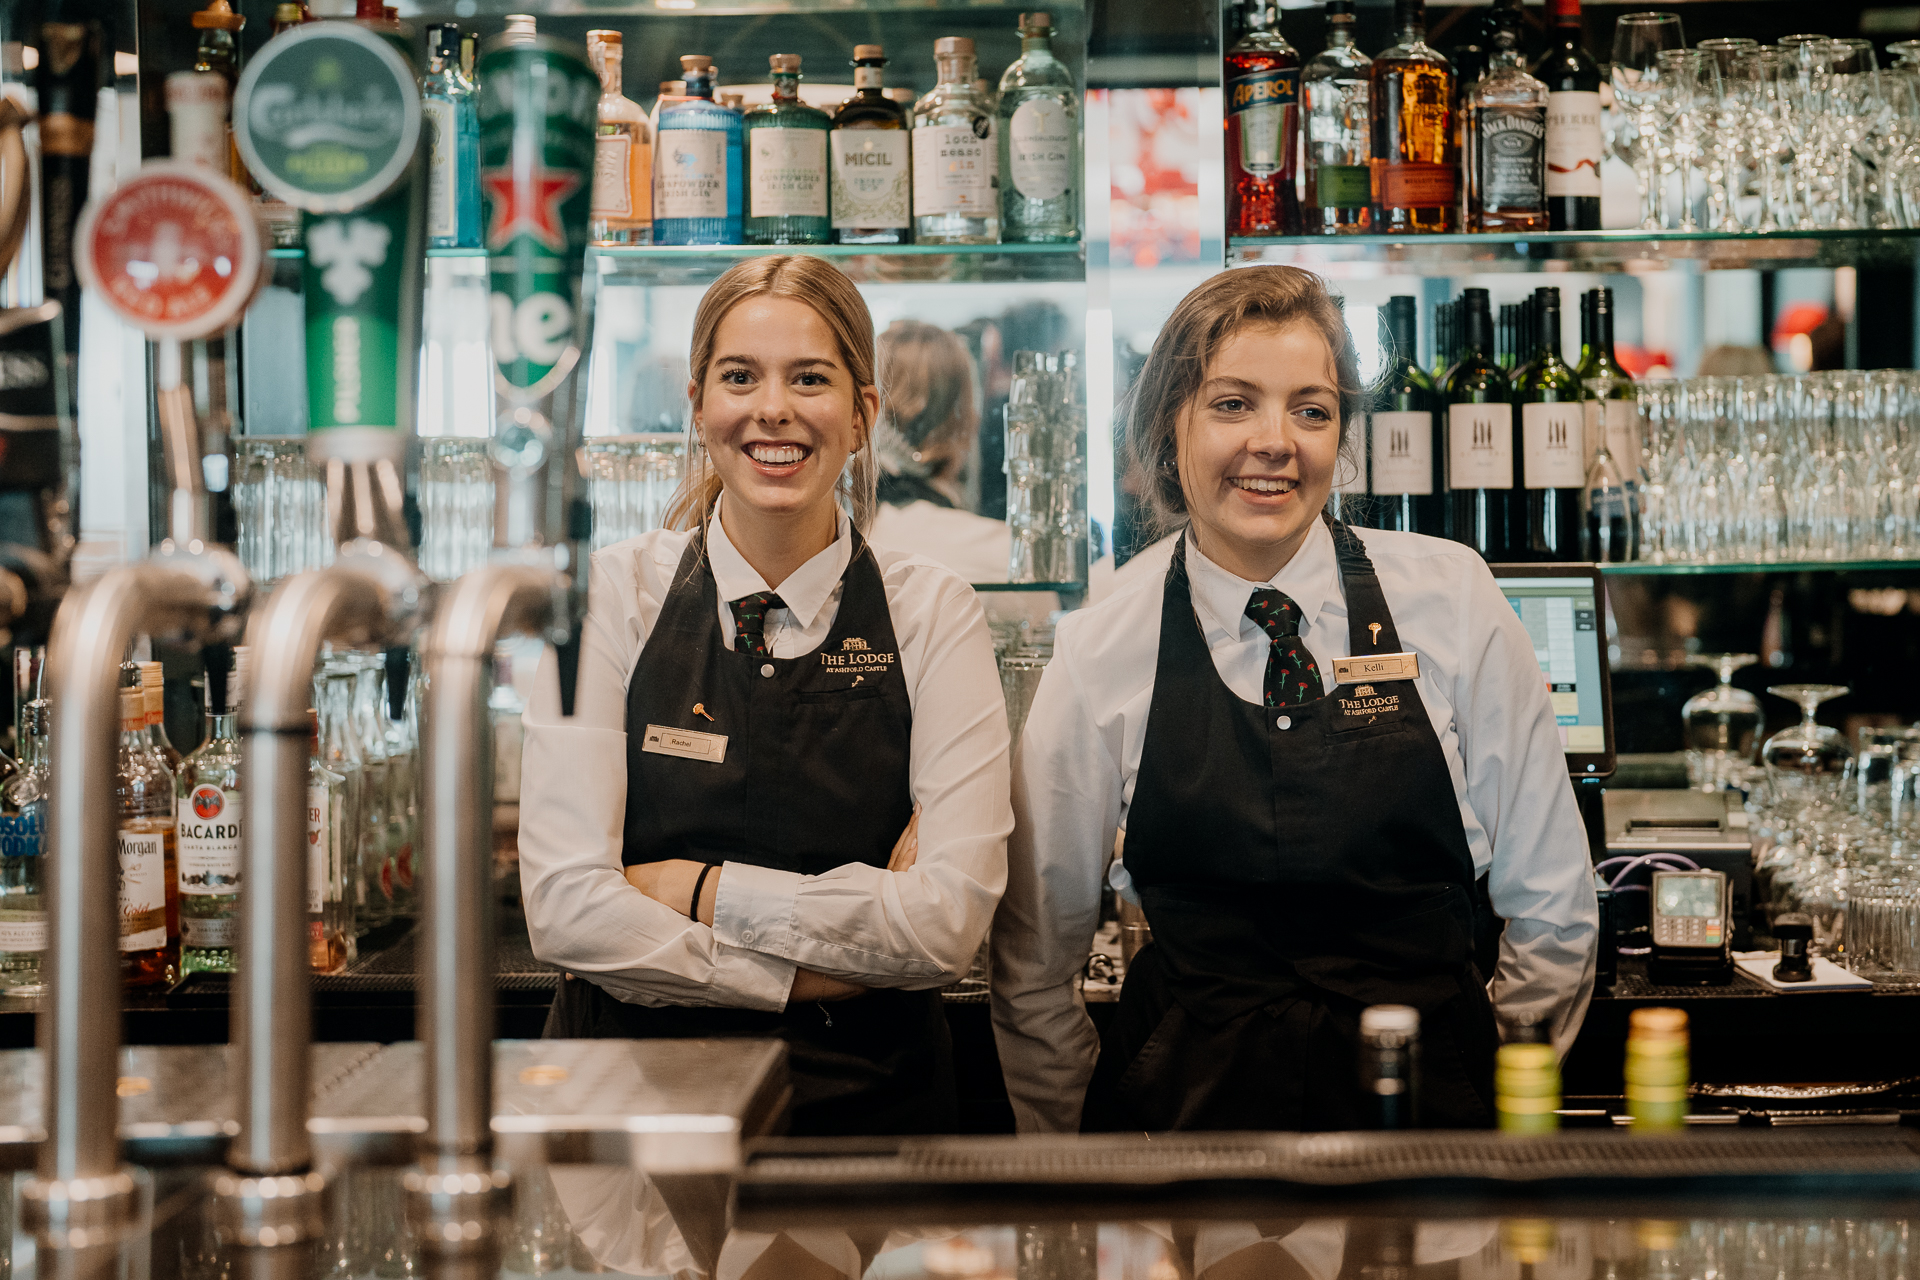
[990,519,1600,1133]
[518,497,1012,1012]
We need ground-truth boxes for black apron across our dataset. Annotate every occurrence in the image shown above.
[544,525,956,1137]
[1084,516,1498,1132]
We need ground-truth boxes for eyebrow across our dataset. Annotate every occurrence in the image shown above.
[714,354,841,371]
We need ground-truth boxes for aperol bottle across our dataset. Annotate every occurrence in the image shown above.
[1225,0,1302,237]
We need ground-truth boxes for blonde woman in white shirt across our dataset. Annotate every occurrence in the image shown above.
[519,256,1011,1135]
[991,265,1598,1134]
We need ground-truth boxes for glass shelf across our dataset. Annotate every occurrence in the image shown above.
[1600,559,1920,577]
[1229,228,1920,276]
[269,243,1085,284]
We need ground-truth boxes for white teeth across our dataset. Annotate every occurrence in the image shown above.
[748,443,805,465]
[1231,477,1296,493]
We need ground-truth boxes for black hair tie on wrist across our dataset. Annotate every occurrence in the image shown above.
[690,862,720,920]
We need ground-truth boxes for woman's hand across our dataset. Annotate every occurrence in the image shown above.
[887,807,922,872]
[790,968,866,1003]
[624,859,719,926]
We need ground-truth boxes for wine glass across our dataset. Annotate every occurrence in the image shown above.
[1612,12,1688,229]
[1682,653,1763,791]
[1762,684,1853,809]
[1654,49,1714,231]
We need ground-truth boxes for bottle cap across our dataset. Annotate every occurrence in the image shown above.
[1629,1007,1688,1037]
[587,28,621,46]
[935,36,977,57]
[1326,0,1355,13]
[1021,12,1053,31]
[120,688,144,731]
[1360,1004,1420,1036]
[273,3,306,26]
[427,23,460,57]
[853,44,885,61]
[720,93,744,109]
[192,0,246,32]
[503,13,537,39]
[680,54,714,72]
[659,80,684,96]
[769,53,801,72]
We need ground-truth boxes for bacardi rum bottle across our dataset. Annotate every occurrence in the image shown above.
[177,648,244,974]
[1225,0,1301,236]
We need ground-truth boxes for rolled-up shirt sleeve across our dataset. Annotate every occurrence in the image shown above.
[1454,563,1600,1055]
[709,571,1012,989]
[518,548,797,1011]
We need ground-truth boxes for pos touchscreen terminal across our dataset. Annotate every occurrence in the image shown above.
[1488,565,1616,779]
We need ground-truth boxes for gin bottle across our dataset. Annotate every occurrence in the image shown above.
[912,37,998,244]
[997,12,1079,243]
[653,55,743,245]
[587,30,652,246]
[830,45,911,245]
[1303,0,1372,233]
[0,699,49,995]
[423,23,481,249]
[119,688,178,988]
[178,647,244,974]
[745,54,831,245]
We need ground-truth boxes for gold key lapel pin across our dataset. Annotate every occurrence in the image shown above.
[1368,622,1382,647]
[693,703,715,722]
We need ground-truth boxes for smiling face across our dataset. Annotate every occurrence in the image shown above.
[1175,320,1344,582]
[691,294,879,540]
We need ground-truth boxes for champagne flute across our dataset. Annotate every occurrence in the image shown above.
[1612,12,1688,229]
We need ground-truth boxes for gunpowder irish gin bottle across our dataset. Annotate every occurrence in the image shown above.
[745,53,831,245]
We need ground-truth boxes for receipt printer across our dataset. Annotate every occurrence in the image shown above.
[1602,789,1755,953]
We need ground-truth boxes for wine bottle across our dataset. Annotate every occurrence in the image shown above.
[1444,288,1514,559]
[1577,286,1639,480]
[1533,0,1605,231]
[1515,288,1585,560]
[1372,296,1444,536]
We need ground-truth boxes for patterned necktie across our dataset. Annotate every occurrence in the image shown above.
[729,591,786,657]
[1245,588,1323,708]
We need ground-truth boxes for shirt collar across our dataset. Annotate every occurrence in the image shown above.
[706,494,853,631]
[1184,518,1342,649]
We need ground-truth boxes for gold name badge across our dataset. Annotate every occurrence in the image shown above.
[641,724,729,764]
[1333,652,1420,685]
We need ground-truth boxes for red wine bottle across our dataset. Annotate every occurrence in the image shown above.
[1372,296,1444,536]
[1444,288,1514,560]
[1514,288,1585,560]
[1532,0,1604,230]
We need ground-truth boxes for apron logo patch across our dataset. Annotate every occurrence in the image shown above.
[820,647,895,670]
[841,636,870,651]
[1333,689,1403,731]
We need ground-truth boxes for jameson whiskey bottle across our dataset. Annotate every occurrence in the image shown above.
[1303,0,1372,234]
[0,699,50,995]
[587,30,652,246]
[1225,0,1301,237]
[912,38,999,244]
[119,688,178,988]
[997,12,1080,243]
[177,648,244,974]
[831,45,912,245]
[745,54,832,246]
[1369,0,1456,234]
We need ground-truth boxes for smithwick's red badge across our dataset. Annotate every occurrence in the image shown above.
[73,160,263,340]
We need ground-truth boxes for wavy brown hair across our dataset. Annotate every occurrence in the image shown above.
[663,256,880,533]
[1121,265,1366,536]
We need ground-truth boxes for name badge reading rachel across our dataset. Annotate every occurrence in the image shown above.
[1332,652,1420,685]
[641,725,729,764]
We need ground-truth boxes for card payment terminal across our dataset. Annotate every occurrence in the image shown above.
[1649,869,1734,985]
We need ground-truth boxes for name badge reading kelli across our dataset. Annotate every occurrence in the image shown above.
[1332,652,1420,685]
[641,725,729,764]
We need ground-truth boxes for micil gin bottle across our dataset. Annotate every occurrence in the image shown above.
[830,45,911,245]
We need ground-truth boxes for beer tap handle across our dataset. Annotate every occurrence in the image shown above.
[153,338,210,548]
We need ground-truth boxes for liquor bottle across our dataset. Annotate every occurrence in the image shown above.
[744,54,831,246]
[1515,288,1585,560]
[1466,26,1547,233]
[166,71,229,174]
[1625,1007,1689,1131]
[830,46,912,245]
[1372,296,1444,536]
[1369,0,1455,234]
[1533,0,1604,230]
[1446,0,1525,116]
[424,23,482,250]
[35,20,100,380]
[319,668,376,935]
[177,647,244,974]
[1577,286,1638,476]
[1444,288,1514,559]
[502,11,536,41]
[460,29,479,79]
[912,38,999,244]
[1303,0,1372,234]
[1224,0,1301,237]
[653,56,743,246]
[585,31,651,246]
[998,12,1080,243]
[137,662,184,772]
[119,688,178,988]
[308,709,352,974]
[1496,1041,1560,1133]
[1359,1004,1420,1129]
[270,3,307,34]
[349,659,399,919]
[0,698,49,995]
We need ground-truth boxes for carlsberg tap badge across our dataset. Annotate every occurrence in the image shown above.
[477,36,597,401]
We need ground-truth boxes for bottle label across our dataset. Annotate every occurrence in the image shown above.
[1313,164,1371,208]
[1009,97,1073,201]
[655,129,728,219]
[749,126,828,219]
[1370,410,1436,495]
[0,917,47,952]
[1476,106,1547,209]
[854,67,883,90]
[0,807,43,858]
[1377,162,1456,208]
[1586,398,1643,475]
[831,128,910,229]
[1333,424,1367,494]
[912,121,995,216]
[308,783,329,916]
[423,98,458,239]
[1306,78,1369,145]
[592,131,634,218]
[183,916,237,949]
[118,830,167,951]
[1522,402,1587,488]
[1545,90,1604,198]
[177,787,242,895]
[1447,402,1515,490]
[1226,67,1299,177]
